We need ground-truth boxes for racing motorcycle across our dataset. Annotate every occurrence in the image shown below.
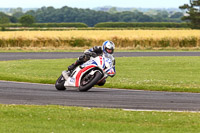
[55,54,115,92]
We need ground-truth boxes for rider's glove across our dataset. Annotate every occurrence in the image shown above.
[90,52,97,57]
[84,52,91,60]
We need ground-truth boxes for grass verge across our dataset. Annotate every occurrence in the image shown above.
[0,57,200,92]
[0,104,199,133]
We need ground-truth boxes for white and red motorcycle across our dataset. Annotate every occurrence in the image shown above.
[55,54,115,92]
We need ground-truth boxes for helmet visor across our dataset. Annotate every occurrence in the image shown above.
[105,48,114,54]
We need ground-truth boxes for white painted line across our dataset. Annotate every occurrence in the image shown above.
[0,80,53,86]
[94,87,146,92]
[0,80,143,92]
[123,109,200,113]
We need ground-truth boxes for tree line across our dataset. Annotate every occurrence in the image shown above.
[1,6,184,27]
[1,2,199,29]
[179,0,200,29]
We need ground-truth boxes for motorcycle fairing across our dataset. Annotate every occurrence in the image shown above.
[75,65,96,87]
[64,55,114,88]
[64,65,96,87]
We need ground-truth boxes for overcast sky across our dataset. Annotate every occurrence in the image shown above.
[0,0,189,8]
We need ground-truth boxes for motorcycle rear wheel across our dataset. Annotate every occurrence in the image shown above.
[79,71,102,92]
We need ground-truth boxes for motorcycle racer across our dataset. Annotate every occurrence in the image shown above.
[63,40,116,86]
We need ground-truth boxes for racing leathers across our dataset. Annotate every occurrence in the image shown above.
[67,46,116,86]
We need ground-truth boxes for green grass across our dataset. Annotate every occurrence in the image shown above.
[0,104,199,133]
[0,57,200,92]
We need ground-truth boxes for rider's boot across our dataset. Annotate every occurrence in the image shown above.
[65,60,81,75]
[63,55,86,79]
[62,62,78,80]
[68,61,81,72]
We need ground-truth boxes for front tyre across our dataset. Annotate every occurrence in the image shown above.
[55,75,66,91]
[79,71,102,92]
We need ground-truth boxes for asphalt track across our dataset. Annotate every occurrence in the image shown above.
[1,52,200,61]
[0,80,200,111]
[0,52,200,111]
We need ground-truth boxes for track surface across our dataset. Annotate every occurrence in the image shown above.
[0,81,200,111]
[1,52,200,61]
[0,52,200,111]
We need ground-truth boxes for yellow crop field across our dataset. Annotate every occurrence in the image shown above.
[1,30,200,39]
[0,30,200,49]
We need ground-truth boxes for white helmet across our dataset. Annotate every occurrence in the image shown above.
[102,40,115,55]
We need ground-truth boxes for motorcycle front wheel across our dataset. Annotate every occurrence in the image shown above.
[79,71,102,92]
[55,75,66,91]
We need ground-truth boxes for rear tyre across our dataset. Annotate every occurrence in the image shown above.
[79,71,102,92]
[55,75,66,91]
